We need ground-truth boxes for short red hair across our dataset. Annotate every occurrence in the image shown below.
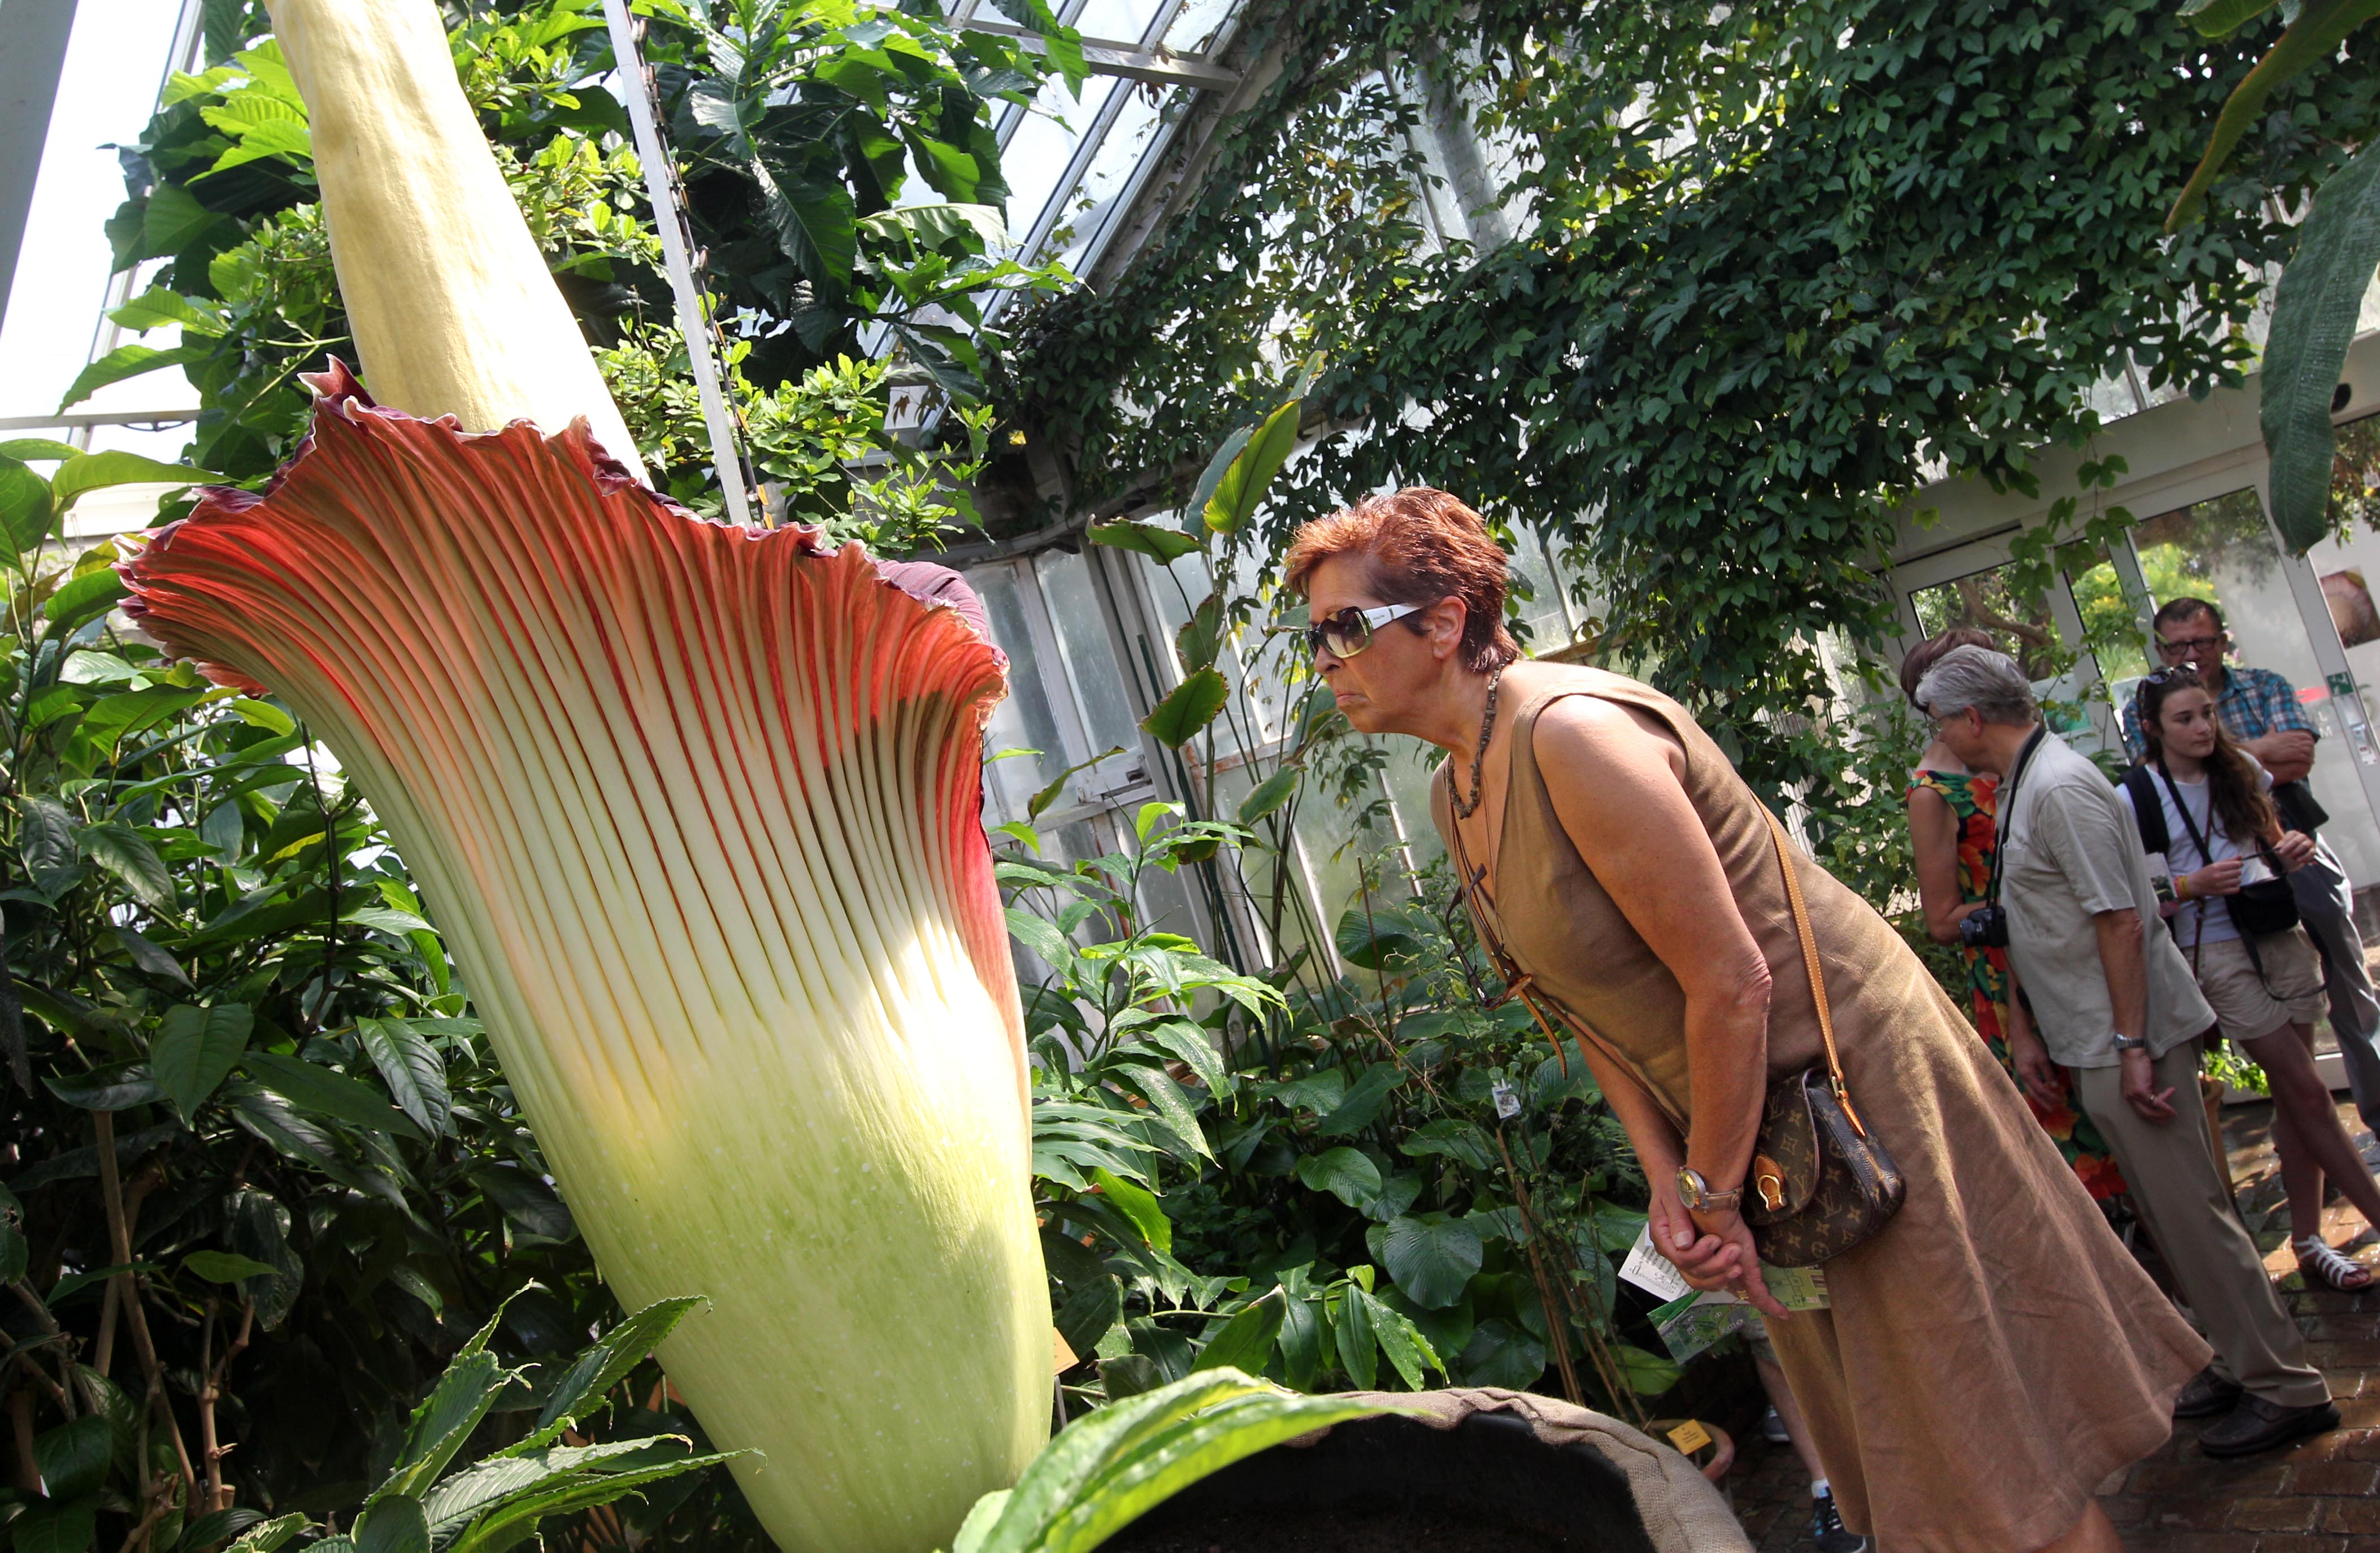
[1283,487,1521,674]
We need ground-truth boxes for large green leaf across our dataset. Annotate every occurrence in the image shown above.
[443,1450,744,1553]
[1354,1286,1439,1388]
[223,1514,310,1552]
[1140,668,1228,747]
[50,450,216,510]
[2262,137,2380,551]
[506,1296,704,1455]
[1314,1062,1400,1136]
[2167,0,2380,229]
[379,1348,515,1499]
[1104,1061,1214,1161]
[1088,1166,1172,1251]
[2181,0,2283,33]
[44,1062,165,1111]
[859,201,1007,250]
[1202,398,1301,533]
[1190,1289,1285,1374]
[151,1002,253,1119]
[354,1496,429,1553]
[950,1370,1396,1553]
[244,1049,424,1140]
[1088,519,1202,565]
[0,456,52,556]
[55,346,208,416]
[356,1017,453,1136]
[77,821,175,912]
[184,1250,281,1284]
[11,1495,99,1553]
[1236,766,1300,826]
[44,569,129,632]
[18,795,81,897]
[33,1414,112,1498]
[1399,1117,1499,1172]
[1374,1213,1484,1309]
[1293,1146,1380,1207]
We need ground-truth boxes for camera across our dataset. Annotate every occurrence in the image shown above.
[1960,904,2009,949]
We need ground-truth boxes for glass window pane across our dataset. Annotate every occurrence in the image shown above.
[1033,548,1143,767]
[1050,84,1163,270]
[1002,74,1117,244]
[970,565,1078,822]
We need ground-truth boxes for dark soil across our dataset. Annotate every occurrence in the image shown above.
[1108,1502,1584,1552]
[1103,1410,1661,1553]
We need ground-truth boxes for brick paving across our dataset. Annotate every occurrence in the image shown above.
[1725,1097,2380,1551]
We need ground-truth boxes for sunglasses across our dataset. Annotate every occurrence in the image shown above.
[1304,602,1424,658]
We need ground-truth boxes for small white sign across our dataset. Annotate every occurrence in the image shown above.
[1491,1078,1521,1120]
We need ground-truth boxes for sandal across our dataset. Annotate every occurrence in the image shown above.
[2295,1234,2377,1291]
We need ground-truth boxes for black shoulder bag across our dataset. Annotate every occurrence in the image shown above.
[2146,761,2298,943]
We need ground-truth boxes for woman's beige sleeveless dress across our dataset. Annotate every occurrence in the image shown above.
[1431,669,2210,1551]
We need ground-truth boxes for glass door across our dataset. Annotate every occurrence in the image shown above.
[1896,546,2122,758]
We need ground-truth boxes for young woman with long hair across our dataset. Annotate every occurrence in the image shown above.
[2123,668,2380,1292]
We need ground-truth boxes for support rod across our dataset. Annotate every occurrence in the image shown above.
[600,0,753,526]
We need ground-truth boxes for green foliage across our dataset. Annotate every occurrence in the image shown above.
[2258,131,2380,551]
[2166,0,2380,227]
[946,1369,1396,1553]
[1004,0,2380,792]
[91,0,1073,537]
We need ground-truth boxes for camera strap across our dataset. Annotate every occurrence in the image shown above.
[1982,724,2049,916]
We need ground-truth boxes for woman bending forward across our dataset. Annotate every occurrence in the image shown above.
[1284,489,2209,1553]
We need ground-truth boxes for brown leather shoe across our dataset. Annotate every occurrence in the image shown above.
[2198,1394,2340,1457]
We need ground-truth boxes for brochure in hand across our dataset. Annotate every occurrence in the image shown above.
[1618,1222,1830,1364]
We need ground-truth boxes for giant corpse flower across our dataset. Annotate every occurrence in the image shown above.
[118,2,1046,1548]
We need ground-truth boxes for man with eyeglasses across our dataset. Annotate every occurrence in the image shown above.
[2118,596,2380,1131]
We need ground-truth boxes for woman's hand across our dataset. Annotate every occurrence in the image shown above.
[2274,830,2317,872]
[2004,1022,2065,1111]
[2185,858,2243,899]
[1650,1181,1787,1317]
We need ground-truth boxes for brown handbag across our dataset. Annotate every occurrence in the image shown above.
[1448,789,1903,1270]
[1739,806,1905,1268]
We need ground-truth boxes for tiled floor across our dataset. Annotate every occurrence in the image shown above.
[1726,1097,2380,1551]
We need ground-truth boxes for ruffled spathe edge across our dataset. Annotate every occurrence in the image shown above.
[119,357,1006,700]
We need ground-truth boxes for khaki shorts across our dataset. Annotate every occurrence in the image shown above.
[2191,929,2326,1041]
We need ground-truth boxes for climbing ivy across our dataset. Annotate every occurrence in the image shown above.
[999,0,2380,791]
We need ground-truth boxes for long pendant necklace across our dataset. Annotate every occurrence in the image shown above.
[1449,665,1506,821]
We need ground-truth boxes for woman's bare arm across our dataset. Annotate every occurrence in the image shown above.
[1529,695,1779,1308]
[1907,784,1976,944]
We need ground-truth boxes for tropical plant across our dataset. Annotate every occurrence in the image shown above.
[114,3,1052,1547]
[81,0,1078,531]
[199,1296,735,1553]
[943,1369,1395,1553]
[2166,0,2380,550]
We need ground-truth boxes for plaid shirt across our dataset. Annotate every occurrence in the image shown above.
[2120,661,2316,758]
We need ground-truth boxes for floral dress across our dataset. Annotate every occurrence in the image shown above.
[1909,769,2129,1201]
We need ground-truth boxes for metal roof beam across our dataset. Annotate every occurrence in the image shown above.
[958,19,1238,92]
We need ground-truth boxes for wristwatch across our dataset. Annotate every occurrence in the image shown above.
[1675,1165,1743,1214]
[2112,1033,2147,1052]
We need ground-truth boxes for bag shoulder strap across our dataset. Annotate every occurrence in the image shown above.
[1757,805,1869,1139]
[2123,765,2170,858]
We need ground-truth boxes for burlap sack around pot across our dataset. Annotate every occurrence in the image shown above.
[1331,1387,1752,1553]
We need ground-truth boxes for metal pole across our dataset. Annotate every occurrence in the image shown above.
[598,0,753,525]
